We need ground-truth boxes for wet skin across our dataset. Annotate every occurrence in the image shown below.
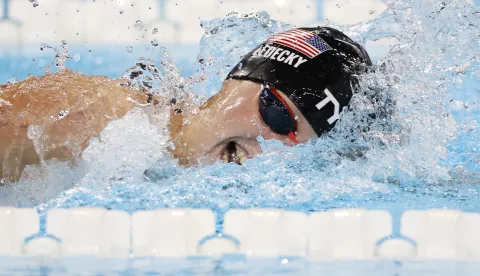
[0,71,317,182]
[169,79,317,165]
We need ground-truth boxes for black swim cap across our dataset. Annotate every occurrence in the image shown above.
[227,26,372,136]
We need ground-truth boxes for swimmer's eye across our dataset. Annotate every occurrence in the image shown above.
[258,85,298,144]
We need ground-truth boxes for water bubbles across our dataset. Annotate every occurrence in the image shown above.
[76,9,79,12]
[369,10,375,14]
[152,28,158,34]
[95,57,103,64]
[151,39,159,47]
[455,75,464,89]
[0,178,7,185]
[126,46,133,53]
[73,54,81,62]
[134,20,144,31]
[119,10,124,14]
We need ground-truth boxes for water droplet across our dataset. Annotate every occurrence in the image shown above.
[7,76,18,84]
[0,178,7,185]
[152,28,158,34]
[55,109,70,120]
[151,39,159,47]
[73,54,81,62]
[95,57,103,64]
[126,46,133,53]
[29,0,38,7]
[134,20,144,31]
[120,10,124,14]
[369,10,375,14]
[455,76,463,88]
[76,9,79,12]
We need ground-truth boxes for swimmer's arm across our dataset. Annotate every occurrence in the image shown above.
[0,71,159,183]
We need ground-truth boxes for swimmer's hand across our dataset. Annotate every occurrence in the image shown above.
[0,70,154,183]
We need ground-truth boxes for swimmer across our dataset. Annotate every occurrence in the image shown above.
[0,26,372,183]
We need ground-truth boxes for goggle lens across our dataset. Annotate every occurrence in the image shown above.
[258,86,298,143]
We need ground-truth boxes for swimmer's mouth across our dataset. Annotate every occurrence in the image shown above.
[220,141,248,165]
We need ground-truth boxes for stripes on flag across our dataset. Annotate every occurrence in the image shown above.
[268,29,332,59]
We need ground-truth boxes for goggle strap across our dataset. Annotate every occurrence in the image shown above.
[288,132,299,144]
[269,87,298,129]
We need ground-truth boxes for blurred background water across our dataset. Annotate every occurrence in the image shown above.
[0,0,413,82]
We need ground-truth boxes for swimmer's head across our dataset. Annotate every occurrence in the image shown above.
[169,26,372,165]
[227,26,372,137]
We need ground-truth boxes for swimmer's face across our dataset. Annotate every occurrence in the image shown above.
[168,79,317,165]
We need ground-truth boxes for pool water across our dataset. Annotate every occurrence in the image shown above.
[0,0,479,274]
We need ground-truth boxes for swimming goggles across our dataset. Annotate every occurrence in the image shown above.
[258,85,298,144]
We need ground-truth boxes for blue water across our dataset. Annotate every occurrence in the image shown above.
[0,0,480,274]
[0,0,478,221]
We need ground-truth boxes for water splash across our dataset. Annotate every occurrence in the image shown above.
[119,48,190,104]
[134,20,144,31]
[1,2,479,217]
[194,11,292,99]
[40,40,72,70]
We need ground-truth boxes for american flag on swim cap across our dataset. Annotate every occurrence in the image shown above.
[268,29,333,59]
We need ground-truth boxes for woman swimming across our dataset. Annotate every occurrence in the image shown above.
[0,26,372,183]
